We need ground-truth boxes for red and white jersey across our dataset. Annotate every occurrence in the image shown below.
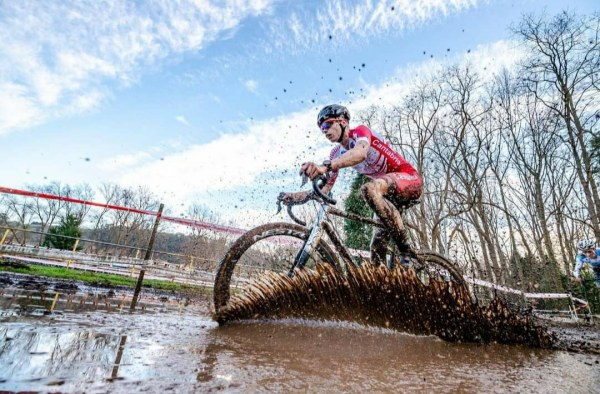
[328,125,417,185]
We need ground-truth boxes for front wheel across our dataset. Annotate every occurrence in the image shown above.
[213,222,339,313]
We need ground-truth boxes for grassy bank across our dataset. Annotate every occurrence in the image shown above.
[0,261,210,294]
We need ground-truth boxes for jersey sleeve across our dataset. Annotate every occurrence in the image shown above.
[352,125,372,144]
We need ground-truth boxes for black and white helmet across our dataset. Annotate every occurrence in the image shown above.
[317,104,350,127]
[577,239,596,251]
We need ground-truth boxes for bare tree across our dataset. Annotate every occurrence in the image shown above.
[3,194,33,245]
[27,182,66,244]
[87,182,121,249]
[390,80,445,251]
[91,184,160,257]
[62,183,94,222]
[180,203,227,270]
[515,11,600,239]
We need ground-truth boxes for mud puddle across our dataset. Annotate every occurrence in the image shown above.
[1,298,599,392]
[0,292,216,393]
[1,267,600,392]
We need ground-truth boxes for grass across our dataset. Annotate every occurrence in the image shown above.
[0,261,210,294]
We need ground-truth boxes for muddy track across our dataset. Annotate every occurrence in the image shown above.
[214,262,600,354]
[542,321,600,354]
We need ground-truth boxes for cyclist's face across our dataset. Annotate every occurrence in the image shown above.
[321,118,343,142]
[584,249,596,257]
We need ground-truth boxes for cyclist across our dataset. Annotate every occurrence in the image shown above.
[281,104,422,266]
[573,239,600,288]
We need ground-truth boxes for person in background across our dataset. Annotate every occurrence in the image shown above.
[573,238,600,287]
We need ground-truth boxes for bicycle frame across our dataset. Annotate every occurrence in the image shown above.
[284,178,386,276]
[279,173,444,282]
[288,201,324,274]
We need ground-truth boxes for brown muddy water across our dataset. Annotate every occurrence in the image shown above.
[0,291,598,393]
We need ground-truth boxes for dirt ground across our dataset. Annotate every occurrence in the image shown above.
[2,271,600,352]
[1,271,599,392]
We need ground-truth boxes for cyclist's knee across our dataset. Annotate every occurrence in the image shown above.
[360,179,387,201]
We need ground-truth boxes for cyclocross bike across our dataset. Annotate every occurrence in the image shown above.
[213,174,465,312]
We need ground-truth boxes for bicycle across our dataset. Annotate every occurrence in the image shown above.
[568,276,599,322]
[213,174,465,313]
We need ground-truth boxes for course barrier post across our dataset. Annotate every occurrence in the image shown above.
[130,203,164,311]
[50,292,60,312]
[72,239,80,253]
[0,229,9,246]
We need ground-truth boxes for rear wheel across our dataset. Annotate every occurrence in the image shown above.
[412,250,465,285]
[213,222,339,312]
[387,249,465,285]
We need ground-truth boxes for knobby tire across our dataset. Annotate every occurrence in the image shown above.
[415,250,465,286]
[213,222,339,312]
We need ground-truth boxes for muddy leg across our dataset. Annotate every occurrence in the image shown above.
[370,225,390,266]
[361,180,410,253]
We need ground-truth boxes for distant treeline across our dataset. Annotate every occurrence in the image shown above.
[0,183,229,269]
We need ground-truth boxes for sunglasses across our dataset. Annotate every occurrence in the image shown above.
[320,120,340,132]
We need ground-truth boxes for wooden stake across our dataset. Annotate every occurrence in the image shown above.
[50,292,60,312]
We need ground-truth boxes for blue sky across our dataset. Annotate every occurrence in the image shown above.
[1,0,598,228]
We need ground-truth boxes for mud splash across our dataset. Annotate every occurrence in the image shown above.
[214,262,555,348]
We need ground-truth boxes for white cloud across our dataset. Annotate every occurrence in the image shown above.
[0,0,485,136]
[0,83,43,133]
[176,116,190,126]
[266,0,482,53]
[118,110,329,200]
[245,79,259,93]
[0,0,275,135]
[98,151,154,172]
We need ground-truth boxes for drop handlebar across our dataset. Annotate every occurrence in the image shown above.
[276,174,337,226]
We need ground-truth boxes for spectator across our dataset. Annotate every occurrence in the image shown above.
[573,239,600,287]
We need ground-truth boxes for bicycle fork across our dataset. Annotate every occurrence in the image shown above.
[287,206,326,277]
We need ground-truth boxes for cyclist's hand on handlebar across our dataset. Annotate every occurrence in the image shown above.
[300,161,327,180]
[279,191,310,205]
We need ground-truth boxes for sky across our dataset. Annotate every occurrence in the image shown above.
[1,0,598,230]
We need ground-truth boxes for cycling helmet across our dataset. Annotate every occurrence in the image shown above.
[317,104,350,127]
[577,239,596,251]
